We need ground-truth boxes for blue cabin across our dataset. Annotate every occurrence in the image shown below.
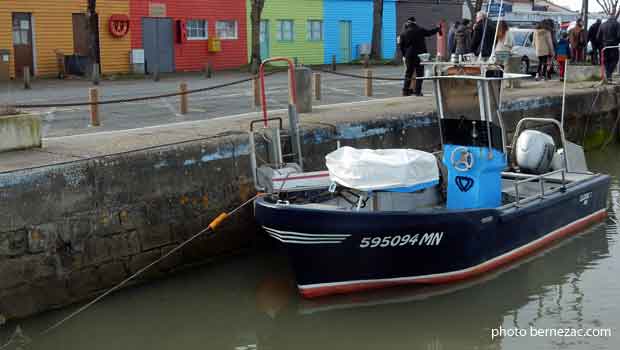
[323,0,397,63]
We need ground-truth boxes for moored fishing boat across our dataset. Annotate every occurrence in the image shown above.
[249,58,611,298]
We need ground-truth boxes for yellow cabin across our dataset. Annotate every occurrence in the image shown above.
[0,0,131,79]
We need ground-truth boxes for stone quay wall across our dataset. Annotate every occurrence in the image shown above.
[1,85,619,320]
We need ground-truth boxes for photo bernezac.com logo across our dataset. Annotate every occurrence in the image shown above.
[491,326,612,340]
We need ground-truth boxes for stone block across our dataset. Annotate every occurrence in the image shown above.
[158,245,183,272]
[108,231,141,259]
[92,210,124,237]
[67,267,99,297]
[82,236,112,266]
[0,113,42,153]
[0,259,24,289]
[0,230,27,257]
[0,286,40,319]
[138,224,172,251]
[98,261,127,288]
[30,275,70,309]
[22,254,57,282]
[27,224,56,254]
[128,250,163,280]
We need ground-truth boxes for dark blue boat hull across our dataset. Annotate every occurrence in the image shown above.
[254,175,611,298]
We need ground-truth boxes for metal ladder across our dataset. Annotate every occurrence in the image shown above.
[249,57,304,191]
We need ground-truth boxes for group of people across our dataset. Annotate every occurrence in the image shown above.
[535,16,620,82]
[399,13,620,96]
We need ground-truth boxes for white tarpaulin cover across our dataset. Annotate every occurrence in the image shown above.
[325,147,439,191]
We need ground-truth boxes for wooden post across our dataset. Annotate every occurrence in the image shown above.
[23,67,31,90]
[179,82,188,115]
[89,88,100,127]
[365,69,373,97]
[314,72,321,100]
[253,77,261,107]
[332,55,337,71]
[363,55,370,68]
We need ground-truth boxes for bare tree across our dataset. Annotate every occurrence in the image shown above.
[371,0,384,60]
[250,0,266,74]
[87,0,100,65]
[595,0,619,17]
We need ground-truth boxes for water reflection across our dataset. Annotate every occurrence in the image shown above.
[0,146,618,350]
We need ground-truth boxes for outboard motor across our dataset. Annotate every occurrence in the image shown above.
[515,130,556,175]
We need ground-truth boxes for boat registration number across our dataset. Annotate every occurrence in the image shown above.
[359,233,443,248]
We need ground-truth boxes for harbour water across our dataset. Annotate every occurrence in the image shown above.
[1,145,619,350]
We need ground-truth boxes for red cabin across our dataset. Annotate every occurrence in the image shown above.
[130,0,248,73]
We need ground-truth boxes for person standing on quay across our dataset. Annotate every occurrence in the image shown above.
[597,16,620,82]
[453,19,472,55]
[589,19,602,65]
[471,11,495,59]
[399,17,441,96]
[494,21,514,56]
[533,21,555,81]
[569,19,587,62]
[556,32,571,81]
[448,21,461,54]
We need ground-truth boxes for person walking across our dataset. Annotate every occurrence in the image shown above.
[471,11,496,58]
[453,19,472,55]
[597,16,620,82]
[448,21,460,54]
[589,19,602,65]
[556,32,571,81]
[533,22,555,81]
[399,17,441,96]
[569,19,587,62]
[494,21,514,54]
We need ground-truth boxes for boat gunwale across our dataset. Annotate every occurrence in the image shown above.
[254,173,611,218]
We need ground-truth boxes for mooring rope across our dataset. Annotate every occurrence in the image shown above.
[38,193,262,336]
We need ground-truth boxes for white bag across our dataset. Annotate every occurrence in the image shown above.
[325,147,439,191]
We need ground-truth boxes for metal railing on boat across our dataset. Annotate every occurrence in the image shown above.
[501,169,568,209]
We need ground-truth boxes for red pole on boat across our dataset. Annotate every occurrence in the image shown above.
[259,57,298,127]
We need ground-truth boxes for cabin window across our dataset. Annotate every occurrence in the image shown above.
[12,18,30,45]
[307,20,323,41]
[186,19,208,40]
[277,20,294,41]
[216,21,238,39]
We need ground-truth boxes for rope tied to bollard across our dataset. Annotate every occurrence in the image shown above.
[317,68,406,81]
[11,70,287,109]
[34,194,262,337]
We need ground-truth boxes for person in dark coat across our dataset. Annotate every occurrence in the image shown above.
[448,21,460,54]
[399,17,441,96]
[597,16,620,81]
[470,11,496,58]
[453,19,472,55]
[588,19,602,65]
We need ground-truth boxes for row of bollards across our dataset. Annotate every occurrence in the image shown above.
[86,67,376,128]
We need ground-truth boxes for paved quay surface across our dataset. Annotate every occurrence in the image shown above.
[2,65,419,138]
[0,79,610,174]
